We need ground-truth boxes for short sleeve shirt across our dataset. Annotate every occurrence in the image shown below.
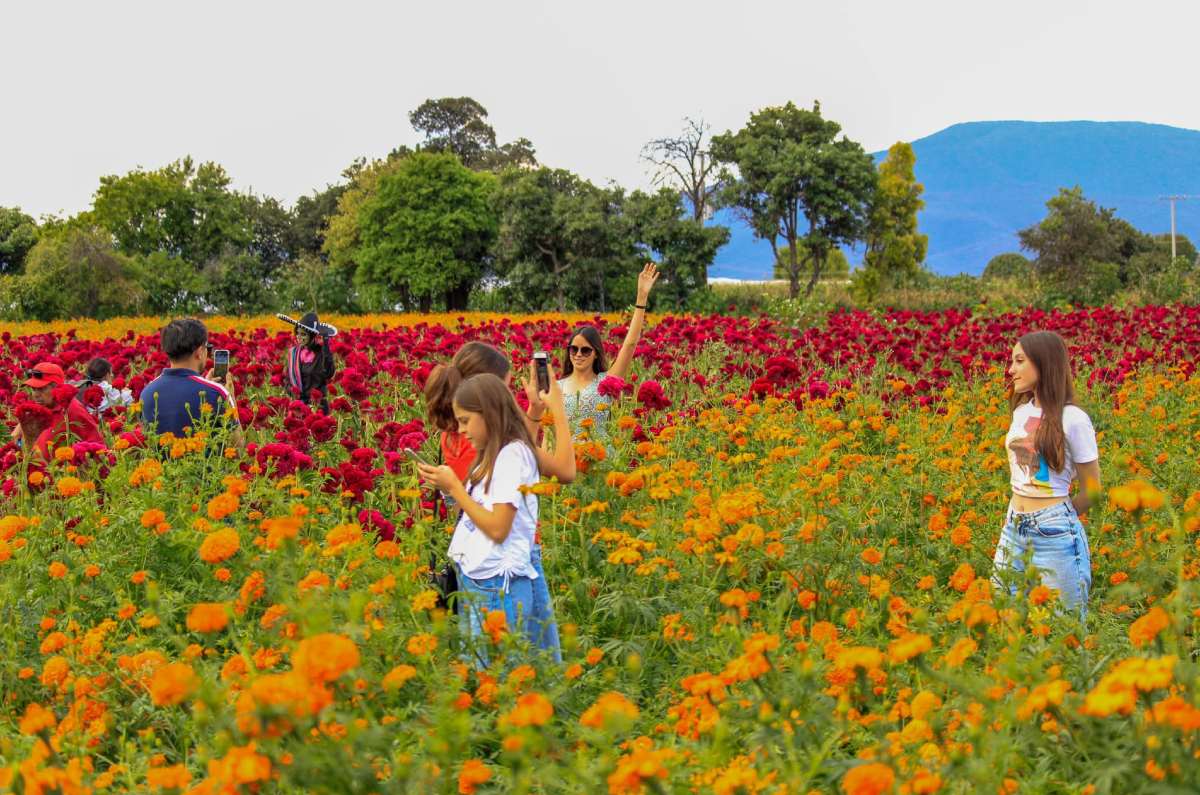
[447,441,540,580]
[1006,402,1099,497]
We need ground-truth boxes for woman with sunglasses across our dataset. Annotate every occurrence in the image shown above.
[559,262,659,447]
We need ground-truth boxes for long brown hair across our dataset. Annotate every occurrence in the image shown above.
[561,326,608,377]
[423,342,511,432]
[1009,330,1076,472]
[454,373,535,491]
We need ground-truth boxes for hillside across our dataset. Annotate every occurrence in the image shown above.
[709,120,1200,278]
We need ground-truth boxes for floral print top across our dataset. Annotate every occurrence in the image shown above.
[559,376,610,446]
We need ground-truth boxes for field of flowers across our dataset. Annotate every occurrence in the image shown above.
[1,305,1199,794]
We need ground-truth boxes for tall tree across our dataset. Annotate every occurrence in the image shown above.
[1018,187,1123,285]
[16,226,143,320]
[626,188,729,307]
[856,142,928,299]
[711,102,876,298]
[642,117,722,222]
[0,207,38,274]
[91,157,251,266]
[290,183,347,258]
[409,97,537,171]
[356,152,497,312]
[493,167,633,312]
[322,154,409,278]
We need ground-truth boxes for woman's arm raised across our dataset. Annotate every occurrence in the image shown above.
[608,262,659,381]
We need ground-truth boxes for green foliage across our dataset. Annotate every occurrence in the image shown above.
[13,226,143,320]
[202,251,278,315]
[856,142,928,301]
[772,243,849,280]
[409,97,537,171]
[290,184,347,258]
[322,154,408,276]
[626,188,729,308]
[982,252,1033,281]
[91,157,251,266]
[276,253,364,314]
[711,101,876,299]
[356,152,497,311]
[493,167,638,312]
[131,251,206,315]
[0,206,39,274]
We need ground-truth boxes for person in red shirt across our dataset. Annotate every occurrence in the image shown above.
[12,362,105,462]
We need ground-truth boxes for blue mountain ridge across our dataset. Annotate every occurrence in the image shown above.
[708,120,1200,279]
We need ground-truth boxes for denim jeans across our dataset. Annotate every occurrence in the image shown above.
[455,568,534,669]
[529,545,562,663]
[991,500,1092,620]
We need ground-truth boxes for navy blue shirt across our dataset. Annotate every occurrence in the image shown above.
[140,368,235,439]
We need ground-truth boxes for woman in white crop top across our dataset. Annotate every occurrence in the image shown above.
[991,331,1102,620]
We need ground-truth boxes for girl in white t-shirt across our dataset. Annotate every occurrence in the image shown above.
[992,331,1102,620]
[418,372,566,665]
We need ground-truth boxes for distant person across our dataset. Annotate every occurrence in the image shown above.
[559,262,660,445]
[76,357,133,417]
[11,362,105,462]
[992,331,1101,621]
[140,319,243,449]
[282,312,337,414]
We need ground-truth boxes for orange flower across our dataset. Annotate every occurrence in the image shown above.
[146,764,192,789]
[55,476,84,497]
[586,647,605,666]
[186,602,230,633]
[458,759,492,795]
[382,664,418,690]
[841,762,895,795]
[860,547,883,565]
[606,736,673,793]
[141,509,167,528]
[207,491,240,520]
[483,610,507,644]
[948,563,975,592]
[48,561,68,579]
[149,662,198,706]
[501,692,554,728]
[1129,606,1170,648]
[406,633,439,656]
[580,691,639,729]
[887,633,932,664]
[199,527,240,564]
[293,633,360,683]
[19,703,57,735]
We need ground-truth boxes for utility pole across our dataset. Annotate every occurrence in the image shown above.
[1158,195,1199,260]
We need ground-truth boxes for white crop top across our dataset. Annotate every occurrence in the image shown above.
[1006,401,1098,498]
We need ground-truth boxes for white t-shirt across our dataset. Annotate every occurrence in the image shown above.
[1006,401,1098,498]
[447,441,540,581]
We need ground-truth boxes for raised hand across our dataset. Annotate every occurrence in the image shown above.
[636,262,660,304]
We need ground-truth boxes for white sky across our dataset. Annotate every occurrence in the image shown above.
[4,0,1199,219]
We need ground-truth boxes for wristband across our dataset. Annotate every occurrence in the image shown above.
[634,304,648,310]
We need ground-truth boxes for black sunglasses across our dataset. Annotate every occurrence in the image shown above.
[26,368,51,379]
[568,345,594,357]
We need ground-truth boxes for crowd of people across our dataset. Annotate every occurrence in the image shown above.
[8,262,1104,666]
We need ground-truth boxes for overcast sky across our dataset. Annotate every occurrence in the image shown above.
[5,0,1200,219]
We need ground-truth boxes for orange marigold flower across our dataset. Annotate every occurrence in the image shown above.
[943,637,977,668]
[483,610,507,644]
[186,602,230,633]
[501,692,554,728]
[887,633,933,664]
[1129,606,1170,648]
[48,561,68,579]
[458,759,492,795]
[841,762,895,795]
[406,633,439,656]
[147,764,192,789]
[297,569,331,592]
[382,664,418,690]
[199,527,240,564]
[149,662,198,707]
[860,547,883,565]
[56,476,84,497]
[141,509,167,528]
[580,691,639,729]
[586,647,605,665]
[948,563,975,592]
[206,491,240,520]
[375,540,402,559]
[19,703,57,735]
[293,633,360,683]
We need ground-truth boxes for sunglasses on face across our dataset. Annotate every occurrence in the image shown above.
[26,368,52,379]
[568,345,594,357]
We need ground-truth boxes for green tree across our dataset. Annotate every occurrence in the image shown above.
[91,157,252,266]
[291,184,347,258]
[1018,187,1123,291]
[711,102,876,298]
[409,97,537,171]
[15,227,143,320]
[627,188,730,308]
[857,142,927,299]
[203,251,277,315]
[322,154,408,277]
[982,252,1033,280]
[356,152,497,312]
[240,193,296,274]
[493,167,634,312]
[773,243,849,280]
[131,251,205,315]
[0,207,39,274]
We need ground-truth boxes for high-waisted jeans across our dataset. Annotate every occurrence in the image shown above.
[455,568,533,669]
[991,499,1092,621]
[529,545,562,663]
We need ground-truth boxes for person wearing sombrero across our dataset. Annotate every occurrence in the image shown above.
[283,312,337,414]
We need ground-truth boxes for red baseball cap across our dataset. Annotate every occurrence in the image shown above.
[23,362,66,388]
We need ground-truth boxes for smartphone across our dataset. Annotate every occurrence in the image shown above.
[404,448,432,467]
[212,349,230,379]
[533,351,550,394]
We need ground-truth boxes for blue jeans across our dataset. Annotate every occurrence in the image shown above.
[991,500,1092,620]
[455,568,534,669]
[529,546,562,663]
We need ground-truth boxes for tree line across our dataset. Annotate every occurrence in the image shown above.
[0,97,935,319]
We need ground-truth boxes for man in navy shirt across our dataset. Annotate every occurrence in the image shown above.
[140,318,243,449]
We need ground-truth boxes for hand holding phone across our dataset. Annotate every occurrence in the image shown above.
[404,447,432,467]
[212,349,230,379]
[533,351,550,394]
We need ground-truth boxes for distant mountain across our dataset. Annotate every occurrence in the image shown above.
[708,120,1200,278]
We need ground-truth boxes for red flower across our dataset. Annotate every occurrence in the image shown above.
[636,380,671,411]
